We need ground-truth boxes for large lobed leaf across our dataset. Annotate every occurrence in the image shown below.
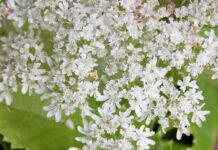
[0,93,81,150]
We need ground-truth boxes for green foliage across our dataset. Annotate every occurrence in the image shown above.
[191,71,218,150]
[0,93,82,150]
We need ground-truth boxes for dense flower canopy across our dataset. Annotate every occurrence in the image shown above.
[0,0,218,149]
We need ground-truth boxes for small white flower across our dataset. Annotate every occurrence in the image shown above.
[176,125,190,140]
[192,104,210,127]
[170,29,184,45]
[184,89,204,104]
[136,126,155,150]
[187,63,204,77]
[177,76,198,92]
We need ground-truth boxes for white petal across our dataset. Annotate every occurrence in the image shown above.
[0,83,4,91]
[55,109,62,122]
[5,92,12,105]
[47,111,53,118]
[135,105,141,117]
[22,83,28,94]
[65,119,74,129]
[68,147,79,150]
[7,0,16,8]
[176,129,182,140]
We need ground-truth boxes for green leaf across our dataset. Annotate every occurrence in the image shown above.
[0,93,82,150]
[190,71,218,150]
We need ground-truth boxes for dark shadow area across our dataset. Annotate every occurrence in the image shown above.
[0,134,10,150]
[162,128,194,146]
[153,122,160,133]
[0,134,25,150]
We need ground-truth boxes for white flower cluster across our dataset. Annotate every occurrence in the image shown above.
[0,0,218,149]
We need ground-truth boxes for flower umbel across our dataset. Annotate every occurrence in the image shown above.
[0,0,218,149]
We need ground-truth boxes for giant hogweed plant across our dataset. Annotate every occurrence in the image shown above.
[0,0,218,149]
